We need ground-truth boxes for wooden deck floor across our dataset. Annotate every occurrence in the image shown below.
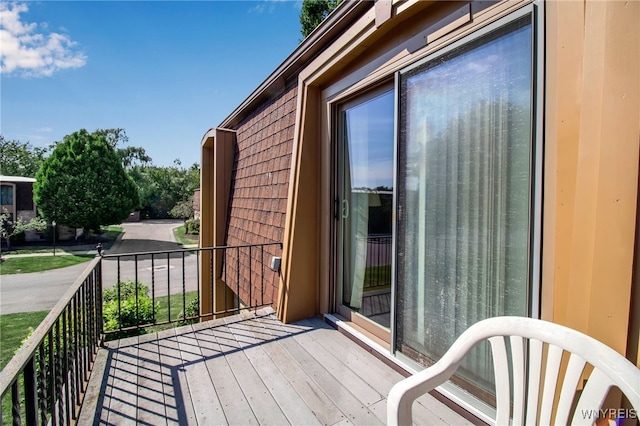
[79,309,473,425]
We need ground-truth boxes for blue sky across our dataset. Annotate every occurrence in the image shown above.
[1,1,303,167]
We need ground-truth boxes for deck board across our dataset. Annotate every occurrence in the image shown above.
[232,318,322,426]
[80,309,474,425]
[195,325,259,425]
[209,320,290,426]
[136,335,170,426]
[107,337,139,424]
[252,316,346,425]
[254,316,383,425]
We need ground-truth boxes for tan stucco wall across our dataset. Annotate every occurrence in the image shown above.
[543,0,640,362]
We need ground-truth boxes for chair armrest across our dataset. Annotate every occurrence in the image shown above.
[387,360,462,426]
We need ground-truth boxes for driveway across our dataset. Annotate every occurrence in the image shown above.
[106,219,184,255]
[101,219,199,296]
[0,220,189,314]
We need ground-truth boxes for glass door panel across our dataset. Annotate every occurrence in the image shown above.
[396,16,533,395]
[340,89,394,329]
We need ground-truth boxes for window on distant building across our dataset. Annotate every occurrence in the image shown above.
[0,185,14,205]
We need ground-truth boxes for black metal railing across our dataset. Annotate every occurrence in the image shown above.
[100,242,282,336]
[0,257,103,426]
[0,242,281,424]
[364,235,392,290]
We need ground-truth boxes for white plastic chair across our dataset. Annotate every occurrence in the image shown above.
[387,316,640,425]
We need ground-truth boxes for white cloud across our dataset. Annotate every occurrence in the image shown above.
[248,0,296,14]
[249,3,267,14]
[0,2,87,77]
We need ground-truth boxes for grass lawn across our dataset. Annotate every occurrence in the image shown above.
[173,225,199,246]
[155,290,199,324]
[0,254,94,275]
[0,310,49,424]
[98,225,123,243]
[0,311,49,370]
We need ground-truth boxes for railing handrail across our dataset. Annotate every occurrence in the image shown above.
[0,256,101,396]
[101,241,283,259]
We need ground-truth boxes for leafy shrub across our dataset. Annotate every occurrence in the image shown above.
[169,197,194,220]
[178,297,200,326]
[103,280,149,302]
[103,281,157,332]
[185,218,200,235]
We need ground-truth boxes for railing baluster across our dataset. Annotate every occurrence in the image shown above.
[73,293,81,407]
[82,282,88,379]
[87,273,93,350]
[96,258,103,346]
[135,254,140,327]
[249,245,253,310]
[223,247,228,312]
[88,273,96,353]
[56,319,64,426]
[11,379,21,426]
[24,356,38,426]
[151,253,156,323]
[210,249,214,317]
[117,256,122,332]
[38,344,47,425]
[182,251,186,319]
[166,252,171,322]
[47,329,55,426]
[63,308,71,425]
[236,246,240,310]
[261,245,264,307]
[196,249,200,319]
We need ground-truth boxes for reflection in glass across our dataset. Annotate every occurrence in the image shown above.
[341,90,394,328]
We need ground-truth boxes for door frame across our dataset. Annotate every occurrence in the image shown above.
[331,82,395,345]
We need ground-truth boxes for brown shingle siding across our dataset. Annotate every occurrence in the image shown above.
[224,82,298,308]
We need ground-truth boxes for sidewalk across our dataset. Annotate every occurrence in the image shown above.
[0,245,101,259]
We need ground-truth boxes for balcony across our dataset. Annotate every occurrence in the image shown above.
[78,309,472,425]
[0,245,470,425]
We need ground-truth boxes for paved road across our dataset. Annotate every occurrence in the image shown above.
[0,220,192,314]
[101,219,199,296]
[0,262,95,315]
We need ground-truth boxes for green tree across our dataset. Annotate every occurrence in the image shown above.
[0,208,47,249]
[34,129,139,233]
[131,161,199,219]
[169,195,194,220]
[299,0,341,39]
[92,128,152,169]
[0,135,48,177]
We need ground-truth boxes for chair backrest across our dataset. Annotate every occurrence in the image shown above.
[442,317,640,425]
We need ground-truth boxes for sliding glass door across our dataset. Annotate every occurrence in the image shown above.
[333,8,537,402]
[395,16,534,394]
[339,88,395,329]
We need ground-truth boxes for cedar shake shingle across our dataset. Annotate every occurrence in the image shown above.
[223,82,298,308]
